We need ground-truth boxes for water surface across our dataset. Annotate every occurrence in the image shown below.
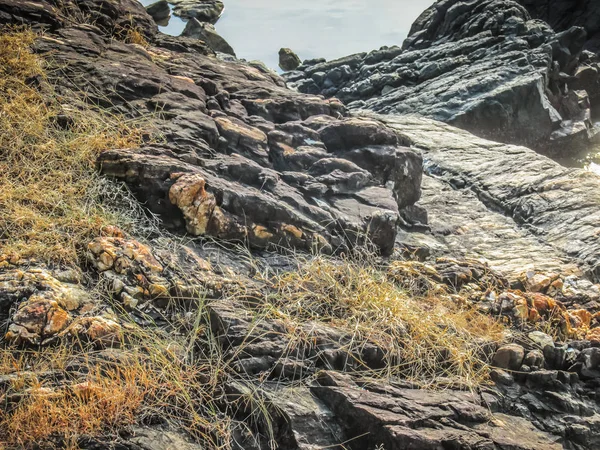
[139,0,434,69]
[217,0,434,68]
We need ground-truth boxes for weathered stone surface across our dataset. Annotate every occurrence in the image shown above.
[518,0,600,53]
[494,344,526,371]
[379,114,600,282]
[310,371,562,450]
[0,264,93,345]
[16,9,422,257]
[5,0,600,448]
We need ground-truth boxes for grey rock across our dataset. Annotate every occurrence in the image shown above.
[182,18,236,56]
[168,0,223,23]
[286,0,600,153]
[529,331,556,350]
[145,0,170,23]
[493,344,526,371]
[279,47,301,72]
[524,349,545,368]
[518,0,600,53]
[379,114,600,282]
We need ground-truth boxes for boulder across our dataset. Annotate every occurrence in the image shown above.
[182,17,236,56]
[278,47,301,71]
[518,0,600,53]
[168,0,224,23]
[493,344,526,371]
[145,0,170,23]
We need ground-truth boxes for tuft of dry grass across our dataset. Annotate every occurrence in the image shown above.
[260,256,506,387]
[124,27,150,47]
[0,28,144,265]
[0,324,232,449]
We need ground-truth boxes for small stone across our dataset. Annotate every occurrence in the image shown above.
[524,272,554,293]
[523,349,545,368]
[182,18,236,56]
[490,368,515,386]
[493,344,525,371]
[578,348,600,378]
[544,345,568,370]
[121,293,138,310]
[587,327,600,342]
[528,331,554,350]
[279,48,302,72]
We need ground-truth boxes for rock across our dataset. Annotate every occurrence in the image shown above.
[578,347,600,378]
[279,47,301,72]
[87,236,231,308]
[518,0,600,53]
[5,1,600,448]
[182,18,236,56]
[60,316,122,347]
[168,0,224,23]
[310,371,562,450]
[526,370,559,389]
[491,368,515,386]
[529,331,555,350]
[523,349,545,368]
[145,0,170,23]
[493,344,526,371]
[1,264,93,345]
[286,0,599,152]
[378,115,600,283]
[6,297,71,346]
[524,272,556,293]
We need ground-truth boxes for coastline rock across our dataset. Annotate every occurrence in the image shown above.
[286,0,600,154]
[145,0,170,23]
[518,0,600,53]
[4,0,600,448]
[168,0,224,23]
[279,47,301,71]
[378,114,600,282]
[182,17,236,56]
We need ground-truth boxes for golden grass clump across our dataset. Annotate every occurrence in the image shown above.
[0,28,144,265]
[263,257,506,387]
[0,326,231,449]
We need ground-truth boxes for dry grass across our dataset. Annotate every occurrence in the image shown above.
[124,27,150,47]
[0,28,144,265]
[0,324,232,449]
[261,256,506,387]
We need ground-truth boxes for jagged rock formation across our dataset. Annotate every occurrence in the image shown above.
[15,1,422,257]
[518,0,600,53]
[285,0,600,155]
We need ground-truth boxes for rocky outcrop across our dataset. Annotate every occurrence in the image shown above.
[518,0,600,53]
[285,0,600,155]
[146,0,171,23]
[1,0,425,257]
